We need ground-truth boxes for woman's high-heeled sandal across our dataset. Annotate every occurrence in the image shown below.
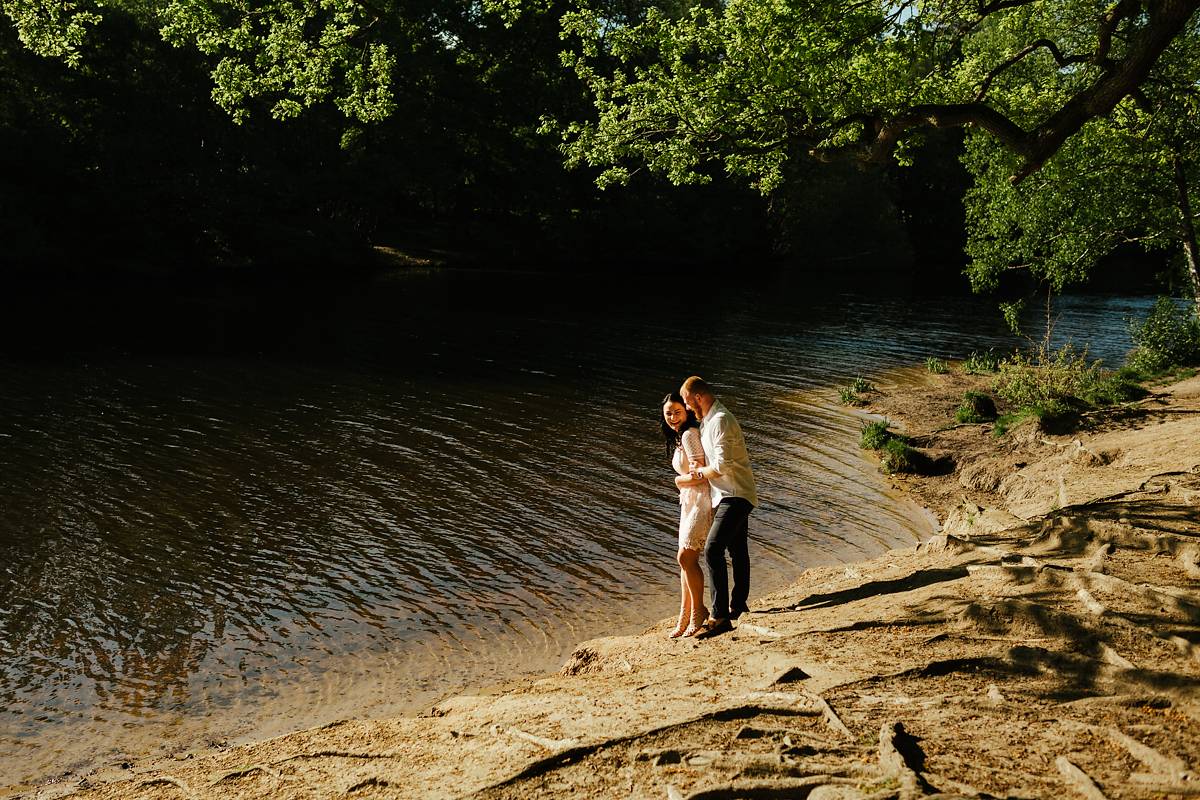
[682,606,709,637]
[668,604,690,638]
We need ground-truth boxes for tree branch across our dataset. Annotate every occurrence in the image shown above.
[975,39,1092,101]
[812,0,1200,183]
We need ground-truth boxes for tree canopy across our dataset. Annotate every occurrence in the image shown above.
[4,0,1198,294]
[963,14,1200,305]
[552,0,1199,191]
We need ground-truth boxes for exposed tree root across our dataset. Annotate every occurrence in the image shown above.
[272,750,403,765]
[207,763,279,786]
[1061,694,1172,709]
[343,776,395,794]
[789,567,972,612]
[878,722,929,800]
[803,689,854,740]
[492,725,579,750]
[1076,569,1200,621]
[1056,755,1108,800]
[1109,728,1189,776]
[134,776,193,797]
[682,776,859,800]
[463,703,840,798]
[1126,773,1200,795]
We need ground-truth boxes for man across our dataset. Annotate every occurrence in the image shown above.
[679,375,757,635]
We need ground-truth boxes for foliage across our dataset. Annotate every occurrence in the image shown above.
[0,0,782,269]
[859,419,892,451]
[962,349,1000,374]
[962,18,1200,299]
[552,0,1199,194]
[989,339,1148,436]
[851,377,873,393]
[955,391,997,424]
[992,343,1102,410]
[1126,296,1200,375]
[879,438,916,474]
[1078,373,1149,407]
[925,357,947,374]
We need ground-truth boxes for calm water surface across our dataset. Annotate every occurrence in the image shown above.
[0,271,1153,787]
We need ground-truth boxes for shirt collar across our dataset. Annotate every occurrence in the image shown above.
[700,399,724,426]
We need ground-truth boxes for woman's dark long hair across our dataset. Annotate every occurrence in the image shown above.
[660,392,699,458]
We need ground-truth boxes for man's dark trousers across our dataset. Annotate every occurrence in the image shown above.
[704,497,753,620]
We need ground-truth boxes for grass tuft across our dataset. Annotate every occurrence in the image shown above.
[880,438,917,474]
[963,348,1000,374]
[838,376,875,406]
[954,390,997,424]
[860,419,892,450]
[925,357,947,374]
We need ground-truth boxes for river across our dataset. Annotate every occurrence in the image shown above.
[0,269,1154,789]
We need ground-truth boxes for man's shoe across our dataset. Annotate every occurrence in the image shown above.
[696,617,733,639]
[729,605,750,620]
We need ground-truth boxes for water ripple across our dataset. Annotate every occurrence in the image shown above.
[0,276,1154,787]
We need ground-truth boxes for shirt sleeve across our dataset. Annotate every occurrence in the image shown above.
[707,414,734,474]
[681,428,706,468]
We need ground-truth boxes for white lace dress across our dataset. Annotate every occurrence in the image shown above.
[673,427,713,551]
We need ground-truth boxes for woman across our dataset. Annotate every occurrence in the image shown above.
[661,392,712,637]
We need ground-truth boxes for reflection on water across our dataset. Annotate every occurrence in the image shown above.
[0,271,1151,787]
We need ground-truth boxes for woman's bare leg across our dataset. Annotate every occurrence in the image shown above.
[669,562,691,638]
[679,548,708,635]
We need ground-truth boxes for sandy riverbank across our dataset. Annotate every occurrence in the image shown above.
[23,369,1200,800]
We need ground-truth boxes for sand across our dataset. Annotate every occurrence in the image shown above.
[18,370,1200,800]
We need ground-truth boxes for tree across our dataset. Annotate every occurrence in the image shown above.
[551,0,1200,190]
[963,15,1200,311]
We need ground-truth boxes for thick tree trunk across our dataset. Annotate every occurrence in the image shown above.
[1173,153,1200,317]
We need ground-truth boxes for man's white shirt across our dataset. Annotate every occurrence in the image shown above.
[699,399,758,509]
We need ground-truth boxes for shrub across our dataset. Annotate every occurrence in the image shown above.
[925,357,947,374]
[1126,297,1200,376]
[860,419,892,450]
[851,376,874,393]
[963,348,1000,374]
[1079,373,1148,407]
[955,391,997,423]
[880,438,916,474]
[992,342,1101,409]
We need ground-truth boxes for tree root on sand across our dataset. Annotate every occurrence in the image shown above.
[1055,756,1108,800]
[207,763,280,786]
[343,775,395,794]
[135,776,194,797]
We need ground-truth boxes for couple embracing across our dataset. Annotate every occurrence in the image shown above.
[660,376,757,639]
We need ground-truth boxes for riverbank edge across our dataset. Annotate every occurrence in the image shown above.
[28,367,1200,800]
